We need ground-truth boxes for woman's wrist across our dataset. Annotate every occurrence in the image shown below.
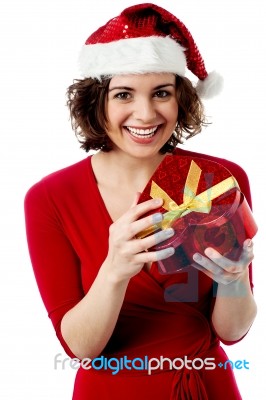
[100,259,131,288]
[216,268,251,298]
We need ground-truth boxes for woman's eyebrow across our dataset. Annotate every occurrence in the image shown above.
[109,86,133,92]
[153,84,175,90]
[109,83,175,92]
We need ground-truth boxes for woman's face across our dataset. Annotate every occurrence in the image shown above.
[106,73,178,159]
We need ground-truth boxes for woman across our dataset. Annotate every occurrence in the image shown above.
[24,4,256,399]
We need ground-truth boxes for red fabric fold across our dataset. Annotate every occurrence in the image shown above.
[171,368,208,400]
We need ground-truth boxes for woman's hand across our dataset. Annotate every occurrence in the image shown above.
[192,239,254,285]
[103,195,175,283]
[193,239,257,342]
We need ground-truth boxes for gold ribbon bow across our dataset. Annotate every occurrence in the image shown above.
[137,160,238,238]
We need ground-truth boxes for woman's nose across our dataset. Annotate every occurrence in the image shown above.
[132,98,157,122]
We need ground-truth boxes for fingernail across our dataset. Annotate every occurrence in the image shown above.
[152,213,163,223]
[165,247,175,256]
[245,239,253,248]
[156,247,175,261]
[193,253,202,262]
[154,198,163,205]
[205,248,214,257]
[163,228,174,237]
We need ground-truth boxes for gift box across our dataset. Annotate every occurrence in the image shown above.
[136,155,258,274]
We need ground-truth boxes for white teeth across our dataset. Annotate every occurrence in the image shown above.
[126,126,158,138]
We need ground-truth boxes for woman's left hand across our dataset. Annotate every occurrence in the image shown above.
[192,239,254,285]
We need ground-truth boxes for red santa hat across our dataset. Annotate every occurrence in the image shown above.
[79,3,223,99]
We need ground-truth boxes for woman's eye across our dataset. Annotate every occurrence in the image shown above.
[114,92,131,100]
[154,90,170,98]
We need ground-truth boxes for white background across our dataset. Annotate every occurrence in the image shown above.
[1,0,265,398]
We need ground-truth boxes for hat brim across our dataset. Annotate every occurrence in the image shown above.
[79,36,187,80]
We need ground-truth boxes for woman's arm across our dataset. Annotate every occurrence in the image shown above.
[211,269,257,342]
[60,264,129,360]
[61,197,175,360]
[25,179,174,361]
[193,239,257,342]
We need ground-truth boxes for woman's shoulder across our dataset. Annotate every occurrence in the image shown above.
[25,156,92,202]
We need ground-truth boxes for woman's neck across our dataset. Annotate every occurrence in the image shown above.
[92,150,166,191]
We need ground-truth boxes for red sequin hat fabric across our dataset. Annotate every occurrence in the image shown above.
[79,3,223,98]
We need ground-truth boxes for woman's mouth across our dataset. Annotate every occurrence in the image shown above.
[125,125,159,139]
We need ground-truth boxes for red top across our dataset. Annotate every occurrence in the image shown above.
[24,148,253,399]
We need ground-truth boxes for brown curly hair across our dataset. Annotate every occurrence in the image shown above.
[66,75,207,153]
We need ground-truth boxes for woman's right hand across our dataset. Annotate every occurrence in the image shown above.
[103,196,175,283]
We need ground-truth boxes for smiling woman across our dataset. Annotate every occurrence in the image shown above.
[105,74,178,153]
[67,74,206,153]
[24,3,257,400]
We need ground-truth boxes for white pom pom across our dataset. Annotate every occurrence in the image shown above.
[196,71,224,99]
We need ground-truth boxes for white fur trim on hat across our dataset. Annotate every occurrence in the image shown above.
[196,71,224,99]
[79,36,186,80]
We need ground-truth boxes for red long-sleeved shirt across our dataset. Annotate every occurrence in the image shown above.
[24,148,254,399]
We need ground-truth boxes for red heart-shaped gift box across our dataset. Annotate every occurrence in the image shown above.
[136,155,258,274]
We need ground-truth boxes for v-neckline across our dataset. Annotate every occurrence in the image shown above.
[88,155,114,225]
[87,155,158,276]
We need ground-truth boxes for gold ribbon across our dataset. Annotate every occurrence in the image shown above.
[137,160,239,238]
